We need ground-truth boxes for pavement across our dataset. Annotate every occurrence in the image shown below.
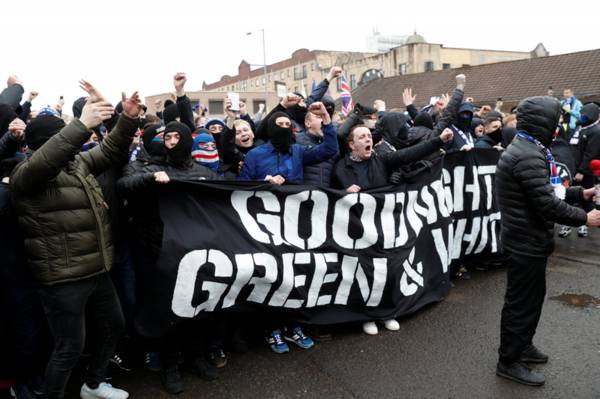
[11,229,600,399]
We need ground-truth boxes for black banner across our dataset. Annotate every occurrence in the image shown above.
[135,150,501,338]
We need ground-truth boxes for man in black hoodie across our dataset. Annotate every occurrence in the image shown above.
[495,96,600,386]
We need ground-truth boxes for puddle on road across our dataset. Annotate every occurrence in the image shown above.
[550,293,600,309]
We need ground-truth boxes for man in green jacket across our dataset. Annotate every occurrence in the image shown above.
[10,81,142,399]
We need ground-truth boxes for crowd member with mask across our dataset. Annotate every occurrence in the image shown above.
[475,117,503,149]
[192,132,220,174]
[10,82,142,399]
[332,124,453,335]
[495,96,600,386]
[239,102,337,185]
[447,102,476,152]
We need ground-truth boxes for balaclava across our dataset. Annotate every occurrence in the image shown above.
[192,133,220,172]
[25,115,66,151]
[165,121,193,167]
[142,123,167,157]
[267,111,293,153]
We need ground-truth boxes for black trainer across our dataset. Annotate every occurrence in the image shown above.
[207,347,228,368]
[520,344,549,364]
[161,366,185,394]
[496,362,545,386]
[189,357,218,381]
[110,353,132,372]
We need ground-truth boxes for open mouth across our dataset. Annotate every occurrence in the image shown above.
[365,145,372,152]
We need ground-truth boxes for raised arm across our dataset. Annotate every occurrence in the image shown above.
[383,129,452,169]
[174,73,195,133]
[433,74,466,136]
[302,102,338,166]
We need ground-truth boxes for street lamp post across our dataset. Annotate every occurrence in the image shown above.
[247,29,268,107]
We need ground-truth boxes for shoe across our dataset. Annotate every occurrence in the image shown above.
[558,225,572,237]
[30,375,44,396]
[266,329,290,354]
[383,319,400,331]
[189,357,218,381]
[496,362,545,386]
[284,326,314,349]
[578,225,588,237]
[305,326,333,342]
[362,321,378,335]
[10,384,35,399]
[110,354,132,372]
[519,344,548,364]
[145,351,162,372]
[161,366,185,394]
[207,347,227,368]
[80,382,129,399]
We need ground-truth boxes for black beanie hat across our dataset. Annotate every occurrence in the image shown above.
[164,121,193,165]
[322,96,336,118]
[413,112,434,130]
[72,97,87,118]
[25,115,66,150]
[163,103,180,124]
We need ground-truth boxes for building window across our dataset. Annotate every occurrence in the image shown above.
[424,61,434,72]
[350,74,356,90]
[208,100,224,114]
[302,65,307,78]
[294,86,298,93]
[253,100,265,114]
[280,71,285,80]
[255,79,260,86]
[287,69,291,78]
[262,77,266,85]
[398,63,407,75]
[304,84,308,95]
[311,63,315,71]
[442,63,451,70]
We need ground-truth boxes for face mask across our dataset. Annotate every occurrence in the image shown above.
[268,125,293,153]
[488,128,502,143]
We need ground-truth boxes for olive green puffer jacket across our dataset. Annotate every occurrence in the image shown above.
[10,115,138,285]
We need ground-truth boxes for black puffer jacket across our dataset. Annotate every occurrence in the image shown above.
[295,130,337,187]
[495,96,587,258]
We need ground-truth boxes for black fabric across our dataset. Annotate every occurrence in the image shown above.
[414,112,433,130]
[39,273,124,398]
[351,160,369,188]
[516,96,561,147]
[162,103,180,124]
[501,126,517,148]
[579,103,599,126]
[295,130,336,187]
[0,103,18,137]
[286,104,308,127]
[377,112,412,149]
[72,97,87,119]
[499,252,547,364]
[25,115,66,151]
[267,111,293,154]
[142,123,167,157]
[496,99,588,258]
[164,121,193,166]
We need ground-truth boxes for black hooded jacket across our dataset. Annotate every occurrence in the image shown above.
[377,112,411,149]
[495,96,587,258]
[574,103,600,175]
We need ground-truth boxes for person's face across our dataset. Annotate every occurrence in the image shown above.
[547,89,554,96]
[304,112,323,135]
[208,124,223,134]
[563,89,572,99]
[465,97,474,103]
[235,124,255,147]
[362,113,377,130]
[275,116,292,128]
[349,127,373,160]
[474,125,484,137]
[164,132,180,149]
[199,141,216,151]
[485,120,502,133]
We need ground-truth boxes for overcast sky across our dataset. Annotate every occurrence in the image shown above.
[3,0,599,114]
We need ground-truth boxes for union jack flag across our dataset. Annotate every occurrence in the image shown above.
[340,73,353,116]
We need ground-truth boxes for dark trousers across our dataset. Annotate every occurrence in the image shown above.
[39,272,125,399]
[499,252,547,364]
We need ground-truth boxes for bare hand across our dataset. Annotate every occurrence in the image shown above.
[79,80,106,103]
[586,209,600,227]
[373,100,386,112]
[402,88,416,107]
[574,173,584,182]
[121,91,142,118]
[583,187,596,201]
[346,184,361,193]
[174,73,186,96]
[28,91,39,102]
[440,128,454,143]
[7,75,22,87]
[154,171,170,184]
[309,102,331,125]
[455,74,466,89]
[327,66,343,82]
[280,95,301,109]
[8,118,26,140]
[460,144,473,152]
[79,100,114,129]
[265,175,285,185]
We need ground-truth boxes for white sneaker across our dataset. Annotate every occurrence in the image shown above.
[362,321,378,335]
[80,382,129,399]
[383,319,400,331]
[557,225,571,237]
[578,225,588,237]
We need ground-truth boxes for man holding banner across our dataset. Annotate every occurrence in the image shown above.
[495,96,600,386]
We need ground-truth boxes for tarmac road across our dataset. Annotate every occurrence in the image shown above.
[60,229,600,399]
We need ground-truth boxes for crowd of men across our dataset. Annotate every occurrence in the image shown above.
[1,68,600,398]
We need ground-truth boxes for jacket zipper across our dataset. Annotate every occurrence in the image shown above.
[75,173,109,272]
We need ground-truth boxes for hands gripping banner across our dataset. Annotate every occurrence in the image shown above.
[135,150,501,337]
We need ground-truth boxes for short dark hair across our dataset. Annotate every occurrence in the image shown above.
[348,124,368,144]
